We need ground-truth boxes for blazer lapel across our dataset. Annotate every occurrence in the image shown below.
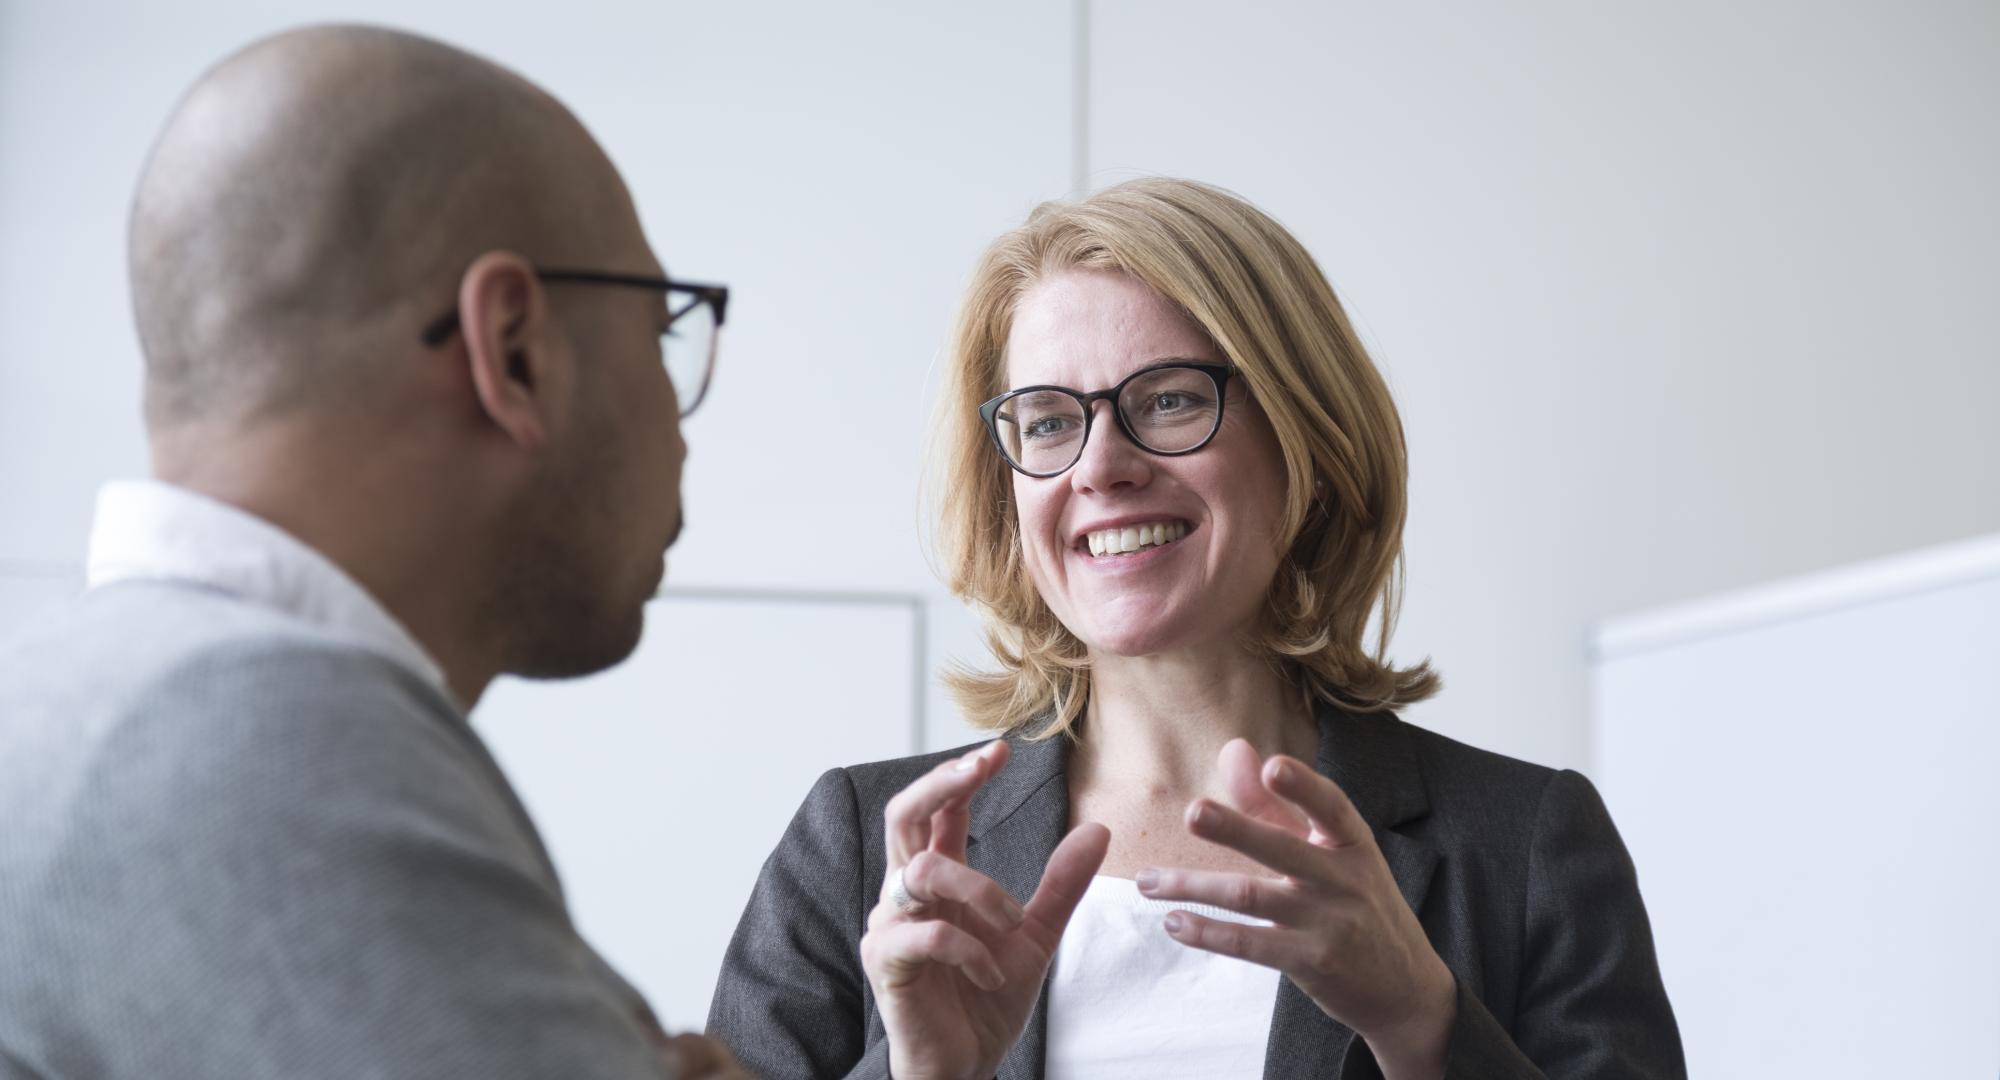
[1262,705,1440,1080]
[967,732,1070,1080]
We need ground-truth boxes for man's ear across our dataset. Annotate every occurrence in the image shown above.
[458,250,567,450]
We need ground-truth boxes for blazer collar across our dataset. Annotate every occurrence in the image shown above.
[968,729,1069,844]
[964,698,1433,842]
[959,704,1441,1080]
[965,730,1071,1080]
[1315,699,1430,832]
[1265,701,1440,1080]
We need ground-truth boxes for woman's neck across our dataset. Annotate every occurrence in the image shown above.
[1070,639,1320,805]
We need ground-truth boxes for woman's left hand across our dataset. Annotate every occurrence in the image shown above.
[1136,740,1457,1080]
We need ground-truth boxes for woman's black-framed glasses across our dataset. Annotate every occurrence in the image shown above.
[420,269,730,418]
[978,362,1237,478]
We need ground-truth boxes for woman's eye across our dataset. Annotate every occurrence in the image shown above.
[1150,392,1198,412]
[1023,416,1075,439]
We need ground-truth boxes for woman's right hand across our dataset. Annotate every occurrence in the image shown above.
[860,740,1110,1080]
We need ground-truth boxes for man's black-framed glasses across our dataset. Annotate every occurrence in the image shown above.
[421,269,730,418]
[978,362,1237,478]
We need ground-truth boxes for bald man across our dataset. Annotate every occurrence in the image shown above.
[0,25,746,1079]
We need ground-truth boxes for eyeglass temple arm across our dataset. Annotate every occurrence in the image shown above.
[421,276,729,346]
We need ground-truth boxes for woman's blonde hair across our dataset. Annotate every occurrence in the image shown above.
[933,177,1438,738]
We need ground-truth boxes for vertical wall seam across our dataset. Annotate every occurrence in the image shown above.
[1071,0,1091,197]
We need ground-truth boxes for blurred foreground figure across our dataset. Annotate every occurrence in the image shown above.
[0,24,743,1079]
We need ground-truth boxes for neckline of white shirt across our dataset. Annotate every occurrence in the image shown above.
[86,479,453,704]
[1046,875,1281,1079]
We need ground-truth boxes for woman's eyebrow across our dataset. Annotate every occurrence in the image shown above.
[1007,356,1218,392]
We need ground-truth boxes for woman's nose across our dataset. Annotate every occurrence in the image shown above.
[1068,401,1151,495]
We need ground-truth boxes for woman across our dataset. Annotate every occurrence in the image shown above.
[707,179,1683,1079]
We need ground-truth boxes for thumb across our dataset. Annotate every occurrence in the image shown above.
[659,1033,742,1079]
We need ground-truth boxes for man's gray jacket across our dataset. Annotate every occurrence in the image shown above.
[0,581,670,1079]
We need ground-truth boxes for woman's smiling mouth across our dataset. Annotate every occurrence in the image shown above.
[1078,519,1193,557]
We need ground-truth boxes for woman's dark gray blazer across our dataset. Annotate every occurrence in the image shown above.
[707,704,1685,1079]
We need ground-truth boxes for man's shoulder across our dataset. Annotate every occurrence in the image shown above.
[0,581,480,868]
[0,587,652,1080]
[1,580,449,719]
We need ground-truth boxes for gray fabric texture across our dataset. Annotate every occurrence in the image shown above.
[0,581,672,1080]
[707,703,1686,1080]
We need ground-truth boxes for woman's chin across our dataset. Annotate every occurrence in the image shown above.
[1074,616,1199,660]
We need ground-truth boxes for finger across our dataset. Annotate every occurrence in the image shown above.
[1262,755,1371,849]
[1219,738,1308,835]
[930,801,971,863]
[1135,866,1308,924]
[658,1033,738,1078]
[1218,738,1267,811]
[884,741,1006,866]
[865,917,1006,992]
[1161,911,1319,976]
[1185,799,1334,884]
[1023,822,1111,934]
[900,851,1027,930]
[935,741,1007,862]
[865,884,1011,943]
[869,866,927,931]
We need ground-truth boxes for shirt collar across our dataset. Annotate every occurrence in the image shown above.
[86,479,452,700]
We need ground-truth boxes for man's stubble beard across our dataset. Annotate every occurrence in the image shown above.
[488,418,651,682]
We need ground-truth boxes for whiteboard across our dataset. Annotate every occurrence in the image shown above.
[476,593,919,1034]
[1591,535,2000,1077]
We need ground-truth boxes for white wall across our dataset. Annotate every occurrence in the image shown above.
[3,0,1997,1036]
[7,1,1996,767]
[1592,533,2000,1077]
[477,594,922,1030]
[1088,0,2000,770]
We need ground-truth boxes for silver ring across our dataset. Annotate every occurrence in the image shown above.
[889,867,925,915]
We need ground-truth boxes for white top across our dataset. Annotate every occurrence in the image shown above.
[85,479,451,700]
[1045,874,1281,1079]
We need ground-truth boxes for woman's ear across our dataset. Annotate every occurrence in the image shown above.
[457,250,563,450]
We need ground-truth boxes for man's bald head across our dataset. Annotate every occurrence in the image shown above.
[131,25,641,434]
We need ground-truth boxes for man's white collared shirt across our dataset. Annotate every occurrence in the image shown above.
[85,479,451,702]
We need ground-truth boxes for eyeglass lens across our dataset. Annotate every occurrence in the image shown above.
[663,296,718,417]
[993,365,1222,475]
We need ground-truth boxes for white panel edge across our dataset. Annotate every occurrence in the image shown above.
[1590,531,2000,662]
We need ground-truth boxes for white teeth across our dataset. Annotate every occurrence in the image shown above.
[1083,521,1189,557]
